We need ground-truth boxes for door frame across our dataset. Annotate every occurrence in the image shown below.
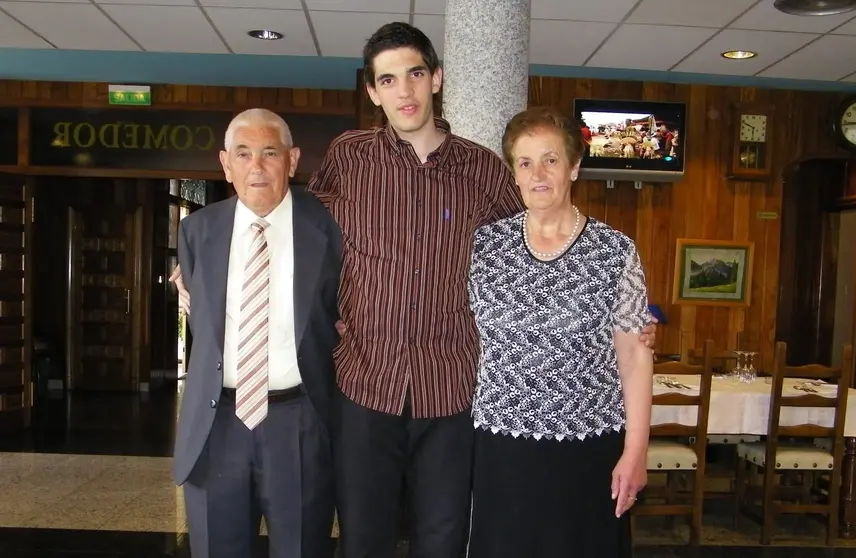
[65,203,144,392]
[0,173,33,426]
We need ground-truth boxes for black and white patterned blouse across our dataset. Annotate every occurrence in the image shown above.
[468,213,649,442]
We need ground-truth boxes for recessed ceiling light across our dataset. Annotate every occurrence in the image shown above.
[248,29,283,40]
[721,50,757,60]
[774,0,856,16]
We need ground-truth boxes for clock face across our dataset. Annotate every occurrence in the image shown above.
[839,102,856,146]
[739,114,767,143]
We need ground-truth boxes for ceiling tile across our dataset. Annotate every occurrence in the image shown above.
[627,0,756,28]
[412,13,444,58]
[532,0,638,22]
[100,5,227,54]
[206,7,316,55]
[587,23,716,71]
[530,20,616,66]
[0,1,139,50]
[96,0,195,5]
[758,34,856,81]
[310,10,401,57]
[2,0,86,3]
[832,16,856,35]
[0,9,52,48]
[414,0,444,15]
[673,29,817,75]
[731,1,855,32]
[199,0,301,7]
[304,0,409,12]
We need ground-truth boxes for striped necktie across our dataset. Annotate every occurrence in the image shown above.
[236,218,270,430]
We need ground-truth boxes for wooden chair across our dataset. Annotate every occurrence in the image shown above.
[682,330,750,445]
[735,342,854,545]
[634,339,714,545]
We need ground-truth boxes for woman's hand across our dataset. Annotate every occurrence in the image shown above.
[639,317,657,348]
[611,448,647,517]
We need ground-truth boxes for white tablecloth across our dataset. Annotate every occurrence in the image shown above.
[651,375,856,437]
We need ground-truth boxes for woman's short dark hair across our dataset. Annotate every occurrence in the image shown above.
[362,22,440,86]
[501,107,584,169]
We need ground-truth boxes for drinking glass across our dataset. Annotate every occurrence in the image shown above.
[731,351,745,380]
[744,352,757,383]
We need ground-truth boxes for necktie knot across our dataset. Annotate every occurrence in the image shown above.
[251,218,269,234]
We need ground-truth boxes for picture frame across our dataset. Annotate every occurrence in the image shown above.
[672,239,754,307]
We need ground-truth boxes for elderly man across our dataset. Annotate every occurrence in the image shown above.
[173,108,342,558]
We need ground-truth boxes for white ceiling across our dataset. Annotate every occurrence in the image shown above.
[1,0,856,83]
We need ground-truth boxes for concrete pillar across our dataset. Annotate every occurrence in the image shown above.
[442,0,531,154]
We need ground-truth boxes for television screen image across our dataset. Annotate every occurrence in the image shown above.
[579,111,681,163]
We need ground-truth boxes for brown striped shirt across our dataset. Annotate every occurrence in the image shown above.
[307,117,523,418]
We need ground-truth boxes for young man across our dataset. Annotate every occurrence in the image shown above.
[310,23,657,558]
[173,23,657,557]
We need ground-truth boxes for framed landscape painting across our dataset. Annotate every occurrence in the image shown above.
[672,239,754,307]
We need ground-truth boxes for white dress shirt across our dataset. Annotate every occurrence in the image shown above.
[222,194,301,390]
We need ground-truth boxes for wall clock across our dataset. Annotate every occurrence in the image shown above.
[728,103,774,181]
[833,96,856,151]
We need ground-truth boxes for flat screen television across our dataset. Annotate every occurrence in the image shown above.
[573,98,686,183]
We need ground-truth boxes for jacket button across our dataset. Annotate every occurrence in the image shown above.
[216,362,222,370]
[210,400,217,408]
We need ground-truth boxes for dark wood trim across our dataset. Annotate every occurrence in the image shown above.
[0,165,315,185]
[0,165,224,180]
[17,108,28,167]
[837,197,856,210]
[22,177,33,426]
[0,98,354,116]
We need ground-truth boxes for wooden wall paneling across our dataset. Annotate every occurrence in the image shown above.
[358,74,855,365]
[0,80,356,115]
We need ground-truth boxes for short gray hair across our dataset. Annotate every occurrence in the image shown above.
[224,108,293,151]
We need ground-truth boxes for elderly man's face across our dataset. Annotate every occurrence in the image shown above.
[219,124,300,216]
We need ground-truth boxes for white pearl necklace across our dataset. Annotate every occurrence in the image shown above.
[523,206,581,260]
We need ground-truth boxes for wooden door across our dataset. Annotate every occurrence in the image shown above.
[66,181,142,390]
[0,173,33,425]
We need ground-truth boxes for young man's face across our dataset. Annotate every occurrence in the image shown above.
[366,46,442,137]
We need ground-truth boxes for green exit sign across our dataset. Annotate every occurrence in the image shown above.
[108,85,151,106]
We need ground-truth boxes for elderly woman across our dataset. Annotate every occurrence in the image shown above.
[466,107,653,557]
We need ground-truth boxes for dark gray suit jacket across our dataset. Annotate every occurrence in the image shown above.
[172,188,342,485]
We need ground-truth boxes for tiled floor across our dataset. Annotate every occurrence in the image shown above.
[1,384,856,556]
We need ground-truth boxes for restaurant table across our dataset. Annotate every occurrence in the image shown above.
[652,374,856,538]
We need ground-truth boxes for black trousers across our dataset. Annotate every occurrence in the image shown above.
[332,389,473,558]
[183,392,335,558]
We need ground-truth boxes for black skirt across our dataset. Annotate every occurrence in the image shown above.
[467,428,632,558]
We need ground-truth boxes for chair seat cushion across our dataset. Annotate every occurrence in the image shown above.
[647,440,698,470]
[736,442,834,470]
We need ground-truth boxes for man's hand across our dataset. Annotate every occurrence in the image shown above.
[169,265,191,315]
[639,316,658,349]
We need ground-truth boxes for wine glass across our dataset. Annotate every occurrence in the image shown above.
[731,351,745,380]
[745,352,757,382]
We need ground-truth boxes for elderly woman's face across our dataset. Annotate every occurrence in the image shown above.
[511,128,580,212]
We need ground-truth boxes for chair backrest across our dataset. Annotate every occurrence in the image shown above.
[652,339,715,460]
[681,331,746,374]
[766,342,853,442]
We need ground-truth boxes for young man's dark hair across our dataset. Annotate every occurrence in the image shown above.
[362,22,440,86]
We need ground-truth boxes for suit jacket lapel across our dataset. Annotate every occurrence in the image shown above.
[199,197,237,353]
[292,191,327,349]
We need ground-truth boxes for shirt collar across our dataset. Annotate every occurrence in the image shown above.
[384,116,453,167]
[235,188,291,232]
